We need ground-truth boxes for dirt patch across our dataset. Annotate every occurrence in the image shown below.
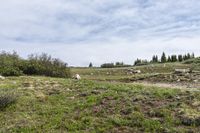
[122,72,200,89]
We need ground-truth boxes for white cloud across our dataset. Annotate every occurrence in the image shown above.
[0,0,200,66]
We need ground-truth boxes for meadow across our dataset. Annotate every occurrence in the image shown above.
[0,60,200,133]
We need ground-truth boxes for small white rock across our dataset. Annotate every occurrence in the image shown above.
[0,75,5,80]
[75,74,81,80]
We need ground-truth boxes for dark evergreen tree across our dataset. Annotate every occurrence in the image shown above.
[134,59,141,66]
[152,55,158,63]
[115,62,124,66]
[171,55,177,62]
[155,55,158,62]
[161,52,167,63]
[183,54,187,60]
[167,56,171,62]
[178,55,183,62]
[89,62,93,67]
[191,53,195,58]
[187,53,191,60]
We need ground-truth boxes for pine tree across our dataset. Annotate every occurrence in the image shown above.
[155,55,158,62]
[191,53,195,58]
[167,56,171,62]
[171,55,177,62]
[152,55,158,63]
[161,52,167,63]
[178,55,183,62]
[187,53,191,59]
[89,62,93,67]
[183,54,187,60]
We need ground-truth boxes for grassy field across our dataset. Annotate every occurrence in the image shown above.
[71,63,200,88]
[0,75,200,132]
[0,61,200,132]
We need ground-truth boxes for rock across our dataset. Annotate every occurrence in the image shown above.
[129,72,133,74]
[79,93,88,97]
[0,75,5,80]
[91,90,101,95]
[133,70,141,74]
[127,69,141,74]
[35,92,48,102]
[23,82,33,87]
[175,69,191,74]
[181,117,200,126]
[176,96,181,100]
[74,74,81,80]
[69,96,75,100]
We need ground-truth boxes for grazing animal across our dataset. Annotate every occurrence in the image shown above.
[0,75,5,80]
[75,74,81,80]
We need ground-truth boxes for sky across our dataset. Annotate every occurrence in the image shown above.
[0,0,200,66]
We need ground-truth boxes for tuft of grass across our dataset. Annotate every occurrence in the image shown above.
[0,93,17,110]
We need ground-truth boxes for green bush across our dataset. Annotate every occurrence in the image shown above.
[0,51,71,78]
[0,67,23,76]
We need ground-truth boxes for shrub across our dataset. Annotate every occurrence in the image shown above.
[0,51,71,78]
[25,53,71,78]
[0,67,23,76]
[101,63,115,68]
[0,93,17,110]
[0,51,23,76]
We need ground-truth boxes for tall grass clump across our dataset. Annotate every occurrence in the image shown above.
[0,93,17,110]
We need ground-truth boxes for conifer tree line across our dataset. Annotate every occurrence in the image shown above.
[157,52,195,63]
[134,52,195,66]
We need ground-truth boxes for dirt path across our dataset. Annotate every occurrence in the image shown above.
[94,79,200,92]
[129,81,200,91]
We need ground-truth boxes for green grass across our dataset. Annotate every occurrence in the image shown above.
[71,63,192,81]
[0,76,200,132]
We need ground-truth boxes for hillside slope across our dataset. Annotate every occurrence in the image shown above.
[0,76,200,132]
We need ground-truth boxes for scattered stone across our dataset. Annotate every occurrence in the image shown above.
[0,75,5,80]
[69,96,75,100]
[79,93,88,97]
[127,69,141,74]
[66,88,72,92]
[192,101,200,107]
[181,117,200,126]
[23,82,33,87]
[48,89,60,95]
[175,96,181,100]
[91,90,101,95]
[74,74,81,80]
[175,68,191,74]
[35,92,48,102]
[129,72,133,75]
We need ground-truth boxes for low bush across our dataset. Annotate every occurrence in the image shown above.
[0,67,23,76]
[0,51,71,78]
[0,93,17,110]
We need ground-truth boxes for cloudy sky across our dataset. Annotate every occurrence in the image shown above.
[1,0,200,66]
